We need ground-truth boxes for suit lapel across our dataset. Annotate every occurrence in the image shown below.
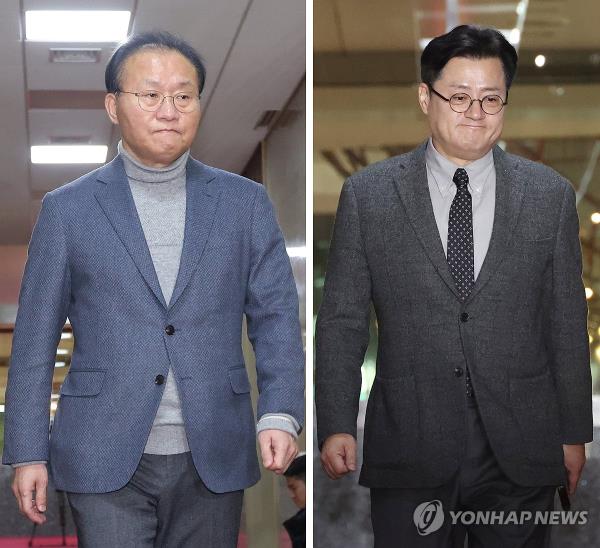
[167,158,220,310]
[393,142,462,300]
[464,146,525,304]
[393,142,526,304]
[94,156,168,309]
[94,155,219,311]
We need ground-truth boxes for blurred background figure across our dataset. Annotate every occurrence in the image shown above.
[283,454,306,548]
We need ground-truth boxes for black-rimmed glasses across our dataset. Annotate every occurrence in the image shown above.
[429,86,508,115]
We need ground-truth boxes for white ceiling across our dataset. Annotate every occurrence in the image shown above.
[0,0,305,244]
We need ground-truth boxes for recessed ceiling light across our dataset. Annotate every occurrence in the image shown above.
[25,10,130,42]
[535,54,546,67]
[31,145,108,164]
[508,28,521,45]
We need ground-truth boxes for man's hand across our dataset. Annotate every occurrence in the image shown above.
[563,443,586,496]
[11,464,48,524]
[320,433,357,479]
[258,429,298,474]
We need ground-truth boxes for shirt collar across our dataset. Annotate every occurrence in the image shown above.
[425,137,494,197]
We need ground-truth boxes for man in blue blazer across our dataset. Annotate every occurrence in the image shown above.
[3,31,304,547]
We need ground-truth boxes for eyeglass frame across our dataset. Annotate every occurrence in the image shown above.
[427,85,509,115]
[115,89,201,113]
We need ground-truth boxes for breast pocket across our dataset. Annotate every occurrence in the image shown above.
[514,238,554,262]
[511,236,553,267]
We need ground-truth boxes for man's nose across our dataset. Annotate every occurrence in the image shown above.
[156,96,178,118]
[465,99,485,119]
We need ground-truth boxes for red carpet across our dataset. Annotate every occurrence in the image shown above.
[0,539,77,547]
[0,532,291,547]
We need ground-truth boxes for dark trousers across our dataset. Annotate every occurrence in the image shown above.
[66,451,243,548]
[370,395,556,548]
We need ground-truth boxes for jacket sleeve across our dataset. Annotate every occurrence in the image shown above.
[548,180,593,444]
[243,184,305,432]
[2,192,71,464]
[315,178,372,450]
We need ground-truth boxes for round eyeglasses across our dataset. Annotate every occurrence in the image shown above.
[429,86,508,115]
[116,90,200,113]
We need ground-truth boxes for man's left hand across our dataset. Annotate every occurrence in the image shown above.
[563,443,586,496]
[258,429,298,474]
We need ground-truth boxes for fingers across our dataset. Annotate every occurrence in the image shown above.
[563,445,586,496]
[15,486,47,524]
[320,436,357,480]
[259,430,297,474]
[12,466,48,524]
[36,483,47,513]
[259,434,274,469]
[567,467,580,496]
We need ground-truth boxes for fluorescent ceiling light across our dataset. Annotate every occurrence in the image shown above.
[287,246,306,258]
[31,145,108,164]
[61,332,73,340]
[55,361,66,368]
[26,10,130,42]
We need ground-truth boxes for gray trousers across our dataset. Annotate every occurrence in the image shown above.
[66,451,243,548]
[370,394,556,547]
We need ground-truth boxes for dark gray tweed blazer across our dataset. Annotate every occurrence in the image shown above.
[316,140,592,488]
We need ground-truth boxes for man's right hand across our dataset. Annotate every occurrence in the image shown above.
[320,433,357,479]
[11,464,48,524]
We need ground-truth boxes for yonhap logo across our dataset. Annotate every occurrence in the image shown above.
[413,500,445,535]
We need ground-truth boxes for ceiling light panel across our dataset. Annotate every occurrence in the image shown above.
[31,145,108,164]
[25,10,130,42]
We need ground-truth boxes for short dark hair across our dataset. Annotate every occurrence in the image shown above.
[105,31,206,94]
[421,25,518,91]
[284,454,305,482]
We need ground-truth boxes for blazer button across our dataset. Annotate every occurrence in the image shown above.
[460,312,469,322]
[454,367,464,377]
[165,325,175,335]
[155,374,165,385]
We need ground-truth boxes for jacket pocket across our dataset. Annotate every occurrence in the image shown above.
[228,366,251,394]
[60,369,106,397]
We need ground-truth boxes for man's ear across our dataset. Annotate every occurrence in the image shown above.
[417,83,430,115]
[105,93,119,125]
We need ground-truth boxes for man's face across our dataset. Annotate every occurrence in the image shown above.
[418,56,507,165]
[105,48,201,168]
[285,476,306,509]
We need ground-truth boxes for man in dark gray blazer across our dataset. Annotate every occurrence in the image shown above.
[316,25,592,547]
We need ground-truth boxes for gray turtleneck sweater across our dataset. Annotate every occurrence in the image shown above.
[120,142,299,454]
[13,143,299,467]
[120,141,191,454]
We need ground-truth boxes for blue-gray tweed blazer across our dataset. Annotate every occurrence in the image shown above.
[2,154,305,494]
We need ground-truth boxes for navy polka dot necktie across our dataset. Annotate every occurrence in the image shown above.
[447,168,474,301]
